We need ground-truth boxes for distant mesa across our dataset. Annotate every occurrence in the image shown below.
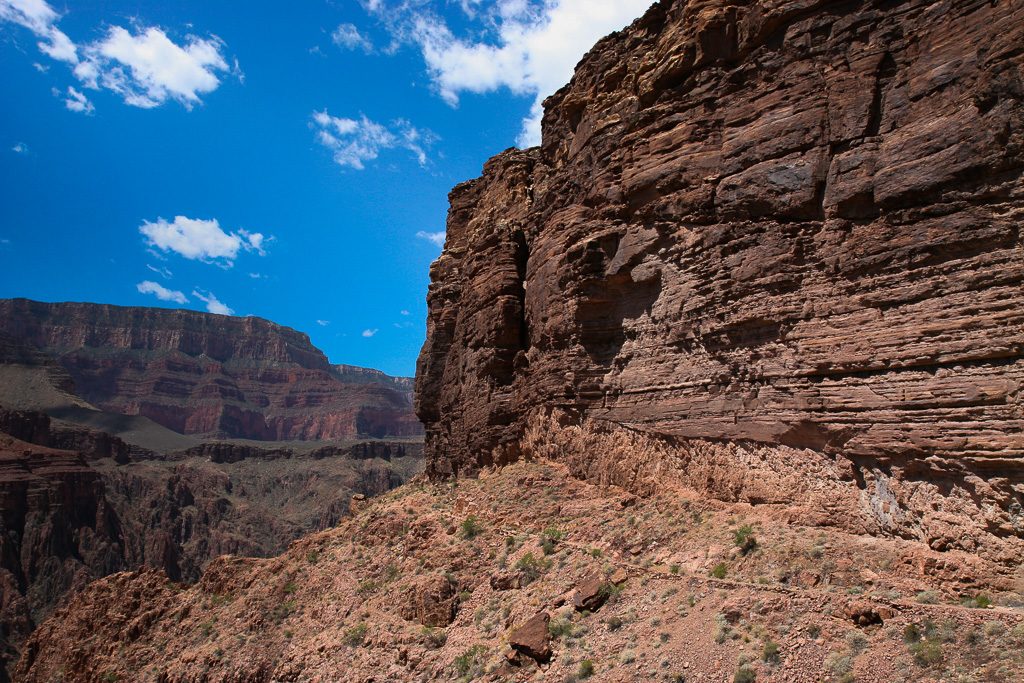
[0,298,422,443]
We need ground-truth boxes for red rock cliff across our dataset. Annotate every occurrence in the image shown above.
[0,299,422,440]
[417,0,1024,561]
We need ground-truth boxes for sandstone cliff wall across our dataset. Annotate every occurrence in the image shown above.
[417,0,1024,562]
[0,299,422,440]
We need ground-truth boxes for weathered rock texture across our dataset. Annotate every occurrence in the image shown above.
[0,298,421,440]
[417,0,1024,562]
[0,408,422,680]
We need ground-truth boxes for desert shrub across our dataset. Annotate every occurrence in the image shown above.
[825,650,853,676]
[761,639,780,663]
[604,616,623,631]
[461,515,482,540]
[283,581,297,594]
[577,660,595,679]
[618,650,636,664]
[271,601,296,622]
[806,623,821,638]
[589,548,603,558]
[915,590,941,604]
[598,582,625,605]
[972,593,992,609]
[421,625,447,648]
[710,563,728,579]
[453,644,488,679]
[344,623,368,646]
[549,615,575,639]
[733,663,757,683]
[903,623,920,643]
[543,526,564,543]
[306,549,319,564]
[733,525,757,554]
[983,620,1006,637]
[514,552,552,584]
[845,630,868,655]
[714,613,731,644]
[669,564,680,574]
[909,640,943,667]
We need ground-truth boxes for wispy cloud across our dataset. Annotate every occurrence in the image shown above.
[400,310,410,315]
[146,264,172,279]
[316,319,330,326]
[139,216,267,267]
[361,0,650,146]
[1,0,238,111]
[416,230,445,248]
[11,142,29,155]
[192,289,233,315]
[56,85,94,113]
[362,328,379,337]
[332,23,373,52]
[137,280,188,304]
[310,110,437,170]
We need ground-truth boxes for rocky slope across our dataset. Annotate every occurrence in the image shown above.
[0,408,422,682]
[13,460,1024,682]
[1,298,421,440]
[417,0,1024,564]
[0,301,426,680]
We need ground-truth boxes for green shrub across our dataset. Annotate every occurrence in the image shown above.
[915,590,941,604]
[271,601,296,622]
[577,660,595,679]
[421,625,447,648]
[542,526,564,543]
[761,639,780,663]
[733,663,757,683]
[903,623,920,643]
[344,623,368,646]
[306,549,319,564]
[710,563,728,579]
[732,525,757,554]
[972,593,992,609]
[549,615,575,638]
[461,515,482,540]
[283,581,297,594]
[514,552,552,584]
[453,644,488,678]
[909,640,943,667]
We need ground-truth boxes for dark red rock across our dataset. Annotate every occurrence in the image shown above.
[572,572,609,612]
[397,574,457,627]
[508,612,552,663]
[416,0,1024,563]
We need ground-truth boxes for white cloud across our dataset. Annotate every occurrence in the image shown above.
[77,27,231,109]
[1,0,236,110]
[146,264,172,278]
[192,289,234,315]
[400,310,410,315]
[416,230,445,248]
[311,110,437,170]
[0,0,78,63]
[11,142,29,154]
[362,328,379,337]
[139,216,267,266]
[332,23,372,52]
[248,272,263,279]
[363,0,651,146]
[137,280,188,304]
[57,85,94,113]
[316,319,330,326]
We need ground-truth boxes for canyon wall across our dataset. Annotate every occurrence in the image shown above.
[417,0,1024,562]
[0,299,421,440]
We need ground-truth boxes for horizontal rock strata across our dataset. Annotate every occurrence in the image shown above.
[416,0,1024,562]
[0,299,421,440]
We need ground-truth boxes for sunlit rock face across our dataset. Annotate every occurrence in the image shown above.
[0,298,422,440]
[417,0,1024,562]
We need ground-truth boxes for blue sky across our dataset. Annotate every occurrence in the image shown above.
[0,0,650,376]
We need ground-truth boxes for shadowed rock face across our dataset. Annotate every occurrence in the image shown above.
[0,299,421,440]
[417,0,1024,561]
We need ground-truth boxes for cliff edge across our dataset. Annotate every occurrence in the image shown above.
[416,0,1024,563]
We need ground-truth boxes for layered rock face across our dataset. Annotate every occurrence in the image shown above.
[0,299,421,440]
[417,0,1024,561]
